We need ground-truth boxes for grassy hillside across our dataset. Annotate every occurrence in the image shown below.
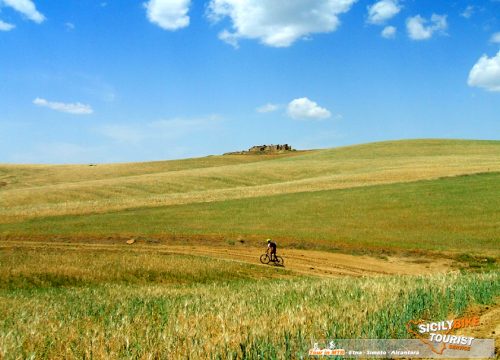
[0,152,303,189]
[2,172,498,254]
[1,139,499,254]
[1,139,499,222]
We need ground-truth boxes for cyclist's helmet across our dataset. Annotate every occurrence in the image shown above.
[267,239,271,243]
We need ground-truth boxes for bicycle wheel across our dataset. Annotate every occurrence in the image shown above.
[260,254,270,264]
[275,256,284,267]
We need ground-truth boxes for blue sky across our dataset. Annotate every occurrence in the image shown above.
[0,0,499,164]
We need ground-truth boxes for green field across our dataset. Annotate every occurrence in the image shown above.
[1,139,499,359]
[1,172,498,254]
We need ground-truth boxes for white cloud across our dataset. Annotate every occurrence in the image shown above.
[1,0,45,23]
[367,0,401,25]
[490,32,500,44]
[256,103,279,113]
[468,50,500,92]
[144,0,191,31]
[207,0,357,48]
[218,29,239,48]
[65,22,75,31]
[406,14,447,41]
[33,98,94,115]
[381,25,396,38]
[0,19,15,31]
[461,5,474,19]
[287,97,331,120]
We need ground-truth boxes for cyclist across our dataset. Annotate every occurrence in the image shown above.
[267,239,277,261]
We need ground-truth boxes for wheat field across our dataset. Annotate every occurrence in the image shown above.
[0,245,498,359]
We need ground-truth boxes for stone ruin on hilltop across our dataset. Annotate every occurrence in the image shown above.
[248,144,293,152]
[224,144,295,155]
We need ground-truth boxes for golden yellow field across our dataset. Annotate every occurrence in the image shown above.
[1,139,499,222]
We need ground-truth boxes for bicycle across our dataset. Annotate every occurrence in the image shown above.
[260,253,284,267]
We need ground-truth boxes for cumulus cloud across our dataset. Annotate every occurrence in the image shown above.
[287,97,331,120]
[0,19,15,31]
[467,51,500,92]
[490,32,500,44]
[256,103,279,113]
[33,98,94,115]
[207,0,357,48]
[2,0,45,23]
[381,25,396,38]
[144,0,191,31]
[461,5,474,19]
[406,14,447,40]
[367,0,401,25]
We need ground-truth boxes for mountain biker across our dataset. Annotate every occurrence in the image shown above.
[267,239,277,261]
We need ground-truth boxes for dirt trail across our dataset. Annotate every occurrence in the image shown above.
[459,301,500,354]
[0,240,454,278]
[163,245,454,277]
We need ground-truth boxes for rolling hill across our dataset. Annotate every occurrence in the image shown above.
[1,139,499,255]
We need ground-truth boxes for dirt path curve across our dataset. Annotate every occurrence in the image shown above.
[161,245,454,277]
[0,240,454,278]
[459,300,500,354]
